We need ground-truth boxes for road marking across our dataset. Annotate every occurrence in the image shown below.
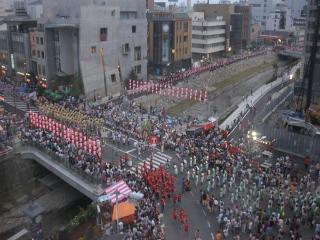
[207,221,211,228]
[211,233,214,240]
[202,210,207,217]
[126,149,136,153]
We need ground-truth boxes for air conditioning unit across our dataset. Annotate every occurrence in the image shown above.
[122,43,129,55]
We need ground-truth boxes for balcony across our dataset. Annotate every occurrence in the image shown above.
[192,29,225,36]
[192,37,225,45]
[192,21,226,27]
[192,45,225,54]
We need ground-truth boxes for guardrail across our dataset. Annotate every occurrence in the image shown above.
[21,140,102,186]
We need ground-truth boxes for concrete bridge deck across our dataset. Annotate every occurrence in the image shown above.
[19,146,103,201]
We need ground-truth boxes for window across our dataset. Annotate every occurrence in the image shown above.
[54,31,59,41]
[111,9,115,16]
[132,25,136,33]
[183,22,188,32]
[135,65,141,74]
[40,37,43,45]
[100,28,107,41]
[36,37,39,44]
[42,65,46,75]
[184,48,187,54]
[32,50,36,56]
[183,36,188,42]
[37,64,41,74]
[37,50,40,58]
[41,51,45,59]
[91,46,96,53]
[111,74,116,82]
[124,43,130,52]
[134,46,141,61]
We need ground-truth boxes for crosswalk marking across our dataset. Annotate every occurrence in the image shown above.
[130,151,173,174]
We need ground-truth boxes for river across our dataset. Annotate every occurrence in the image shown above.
[0,154,91,239]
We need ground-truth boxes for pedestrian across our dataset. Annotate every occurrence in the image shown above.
[160,197,165,213]
[194,229,201,240]
[172,208,177,221]
[182,177,185,193]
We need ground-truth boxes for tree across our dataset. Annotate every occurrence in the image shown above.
[125,68,138,88]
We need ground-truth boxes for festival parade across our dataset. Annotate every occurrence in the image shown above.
[0,0,320,240]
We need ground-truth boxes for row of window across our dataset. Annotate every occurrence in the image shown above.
[175,47,188,55]
[37,63,46,76]
[91,45,141,61]
[192,34,225,40]
[192,26,225,31]
[33,36,44,45]
[192,42,224,49]
[99,25,137,42]
[109,64,141,83]
[32,50,45,59]
[176,35,188,44]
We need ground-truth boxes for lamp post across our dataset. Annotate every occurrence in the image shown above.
[247,130,258,160]
[171,49,175,74]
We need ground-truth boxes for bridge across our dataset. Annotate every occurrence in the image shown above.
[278,50,303,59]
[18,145,104,201]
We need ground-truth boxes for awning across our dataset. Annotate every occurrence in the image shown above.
[105,180,132,204]
[112,202,136,223]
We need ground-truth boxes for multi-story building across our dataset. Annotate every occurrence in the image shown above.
[266,6,294,32]
[230,13,244,53]
[2,15,36,79]
[0,0,13,17]
[248,0,283,28]
[288,0,307,28]
[194,3,248,53]
[304,0,320,102]
[29,20,47,83]
[40,0,148,98]
[235,5,252,49]
[194,4,234,52]
[147,11,192,75]
[190,12,226,60]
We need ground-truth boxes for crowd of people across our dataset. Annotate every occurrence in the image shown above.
[168,126,320,239]
[4,46,319,239]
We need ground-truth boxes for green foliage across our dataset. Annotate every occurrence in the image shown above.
[65,203,97,233]
[129,69,138,80]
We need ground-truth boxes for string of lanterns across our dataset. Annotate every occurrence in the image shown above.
[128,80,208,102]
[28,111,102,160]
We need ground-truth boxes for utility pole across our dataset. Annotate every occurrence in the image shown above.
[117,58,125,95]
[99,48,108,97]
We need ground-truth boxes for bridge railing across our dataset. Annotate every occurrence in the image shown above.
[21,139,102,186]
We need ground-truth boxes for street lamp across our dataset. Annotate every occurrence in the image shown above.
[289,74,294,80]
[228,47,232,52]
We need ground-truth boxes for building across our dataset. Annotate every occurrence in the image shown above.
[1,15,36,79]
[147,11,192,75]
[287,0,307,27]
[191,12,226,60]
[234,5,252,49]
[29,19,48,85]
[147,0,154,11]
[40,0,148,98]
[194,4,234,52]
[250,22,262,43]
[194,3,248,53]
[248,0,283,28]
[0,0,14,17]
[230,13,243,53]
[304,0,320,103]
[266,6,294,32]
